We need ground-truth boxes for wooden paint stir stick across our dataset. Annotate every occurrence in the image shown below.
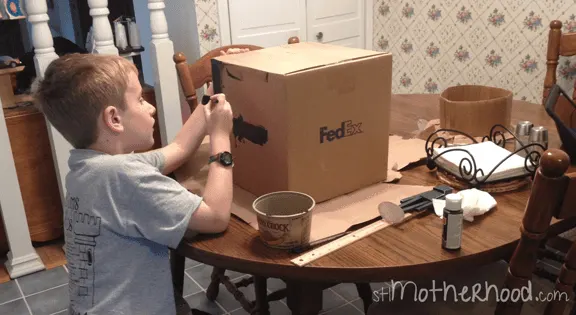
[291,202,423,267]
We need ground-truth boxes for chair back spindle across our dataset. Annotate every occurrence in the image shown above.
[543,20,576,130]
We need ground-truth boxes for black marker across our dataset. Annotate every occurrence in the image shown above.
[201,95,218,105]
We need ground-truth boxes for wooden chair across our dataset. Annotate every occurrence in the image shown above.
[495,149,576,315]
[543,20,576,128]
[535,19,576,286]
[172,36,374,314]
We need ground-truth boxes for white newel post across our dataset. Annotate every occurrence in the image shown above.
[0,96,45,278]
[0,99,45,278]
[0,0,52,278]
[26,0,68,216]
[88,0,119,55]
[148,0,182,145]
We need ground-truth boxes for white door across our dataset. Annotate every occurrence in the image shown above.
[306,0,365,48]
[228,0,307,47]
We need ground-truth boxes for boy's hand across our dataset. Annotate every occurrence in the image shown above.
[220,47,250,55]
[204,94,233,138]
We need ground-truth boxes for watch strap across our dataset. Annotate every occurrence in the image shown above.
[208,152,234,167]
[208,153,220,164]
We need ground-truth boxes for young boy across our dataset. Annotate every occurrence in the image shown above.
[33,53,235,315]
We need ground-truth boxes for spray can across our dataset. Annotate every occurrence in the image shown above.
[515,121,533,157]
[127,18,142,49]
[442,193,463,251]
[529,126,548,155]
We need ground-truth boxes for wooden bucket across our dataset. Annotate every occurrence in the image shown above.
[439,85,512,136]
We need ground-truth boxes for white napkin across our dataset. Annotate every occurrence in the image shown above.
[432,188,497,222]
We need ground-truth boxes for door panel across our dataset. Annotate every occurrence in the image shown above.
[228,0,306,47]
[306,0,364,48]
[326,37,361,48]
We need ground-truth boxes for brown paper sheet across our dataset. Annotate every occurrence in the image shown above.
[176,137,431,242]
[388,135,427,171]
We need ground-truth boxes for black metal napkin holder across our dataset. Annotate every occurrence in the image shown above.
[424,124,547,187]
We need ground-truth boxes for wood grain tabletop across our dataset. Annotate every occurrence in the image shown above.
[174,94,576,283]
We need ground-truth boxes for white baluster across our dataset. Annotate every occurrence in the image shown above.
[26,0,69,210]
[26,0,59,74]
[88,0,118,55]
[148,0,182,145]
[0,0,52,278]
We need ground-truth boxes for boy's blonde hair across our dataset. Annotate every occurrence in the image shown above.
[33,53,138,149]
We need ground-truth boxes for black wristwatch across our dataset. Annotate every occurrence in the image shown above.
[208,151,234,167]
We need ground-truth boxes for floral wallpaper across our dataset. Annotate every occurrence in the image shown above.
[373,0,576,103]
[193,0,576,104]
[195,0,221,56]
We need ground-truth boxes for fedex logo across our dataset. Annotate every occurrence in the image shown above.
[319,120,363,143]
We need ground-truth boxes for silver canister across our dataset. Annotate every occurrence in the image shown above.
[515,121,533,157]
[529,126,548,155]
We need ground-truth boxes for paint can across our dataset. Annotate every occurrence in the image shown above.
[253,191,315,249]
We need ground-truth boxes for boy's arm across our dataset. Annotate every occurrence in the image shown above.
[185,133,233,234]
[118,132,232,246]
[157,48,251,175]
[157,102,206,176]
[119,90,234,245]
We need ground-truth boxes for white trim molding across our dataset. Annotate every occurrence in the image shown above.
[0,96,45,278]
[148,0,183,145]
[217,0,232,45]
[365,0,373,50]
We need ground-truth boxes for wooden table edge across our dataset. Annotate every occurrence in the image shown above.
[176,236,519,283]
[177,214,576,283]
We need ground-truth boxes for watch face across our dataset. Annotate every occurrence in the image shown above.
[220,152,233,165]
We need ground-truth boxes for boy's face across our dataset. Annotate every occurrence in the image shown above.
[119,71,156,152]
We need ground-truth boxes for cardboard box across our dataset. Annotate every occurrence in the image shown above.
[211,42,392,203]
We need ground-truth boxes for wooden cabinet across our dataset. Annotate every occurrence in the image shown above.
[0,105,63,257]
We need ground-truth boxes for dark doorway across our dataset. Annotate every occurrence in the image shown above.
[0,19,25,58]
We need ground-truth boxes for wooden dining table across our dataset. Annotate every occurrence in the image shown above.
[172,94,576,315]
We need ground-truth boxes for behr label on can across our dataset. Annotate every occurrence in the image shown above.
[252,191,315,249]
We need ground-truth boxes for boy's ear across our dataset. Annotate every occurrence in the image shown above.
[102,105,124,133]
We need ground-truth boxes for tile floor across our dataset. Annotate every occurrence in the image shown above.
[0,258,564,315]
[0,258,387,315]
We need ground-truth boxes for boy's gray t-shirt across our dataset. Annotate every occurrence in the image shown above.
[64,149,202,315]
